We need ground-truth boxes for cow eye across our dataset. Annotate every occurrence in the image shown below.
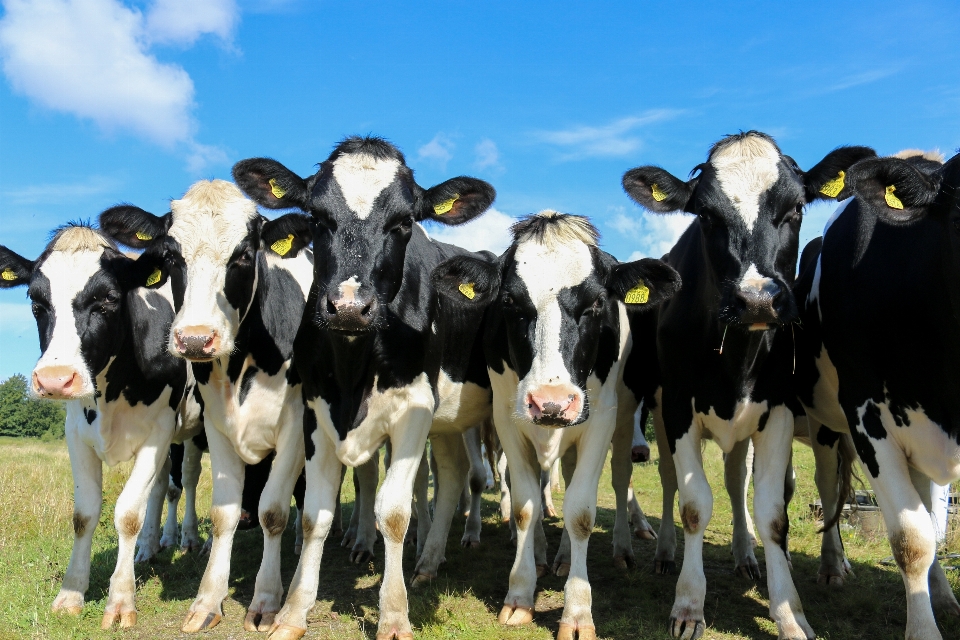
[233,251,254,267]
[501,293,514,306]
[390,216,414,233]
[104,292,120,304]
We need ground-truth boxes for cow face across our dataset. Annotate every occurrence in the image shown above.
[0,226,139,399]
[233,136,495,334]
[99,181,312,361]
[623,132,875,327]
[433,211,680,427]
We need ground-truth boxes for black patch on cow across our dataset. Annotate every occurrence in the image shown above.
[303,407,317,461]
[169,442,184,489]
[861,403,887,440]
[84,408,96,424]
[239,367,259,405]
[816,425,841,448]
[757,410,769,432]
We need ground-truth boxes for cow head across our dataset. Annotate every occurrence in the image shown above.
[623,132,875,327]
[433,211,680,427]
[232,136,495,335]
[0,225,141,399]
[99,180,313,361]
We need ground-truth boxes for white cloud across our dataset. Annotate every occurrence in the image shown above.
[2,176,118,205]
[608,206,691,260]
[418,133,455,169]
[0,0,236,168]
[422,208,514,255]
[474,138,501,171]
[534,110,683,161]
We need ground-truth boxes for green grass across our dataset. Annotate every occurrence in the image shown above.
[0,435,957,639]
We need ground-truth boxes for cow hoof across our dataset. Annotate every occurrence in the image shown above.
[655,560,676,575]
[461,538,480,549]
[669,615,705,639]
[182,609,222,632]
[545,507,558,518]
[268,623,307,640]
[498,604,534,625]
[199,538,213,556]
[735,560,761,580]
[410,572,435,587]
[294,543,302,555]
[51,594,83,616]
[557,622,597,640]
[817,573,845,587]
[634,528,657,540]
[374,631,414,640]
[351,548,374,564]
[613,555,635,570]
[246,610,278,632]
[777,618,814,640]
[341,534,356,548]
[537,563,551,578]
[101,609,136,629]
[55,605,83,616]
[134,547,157,564]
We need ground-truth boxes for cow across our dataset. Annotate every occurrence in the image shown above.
[98,181,314,634]
[794,150,960,640]
[0,224,195,629]
[231,136,496,640]
[432,210,681,639]
[622,131,875,640]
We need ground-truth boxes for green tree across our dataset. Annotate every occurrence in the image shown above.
[0,374,67,439]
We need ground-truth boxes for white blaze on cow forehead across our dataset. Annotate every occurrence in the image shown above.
[168,179,258,263]
[331,153,401,219]
[338,275,361,302]
[738,263,773,291]
[710,135,781,232]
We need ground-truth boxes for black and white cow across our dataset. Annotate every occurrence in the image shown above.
[794,150,960,640]
[0,225,194,629]
[433,211,681,639]
[622,132,874,640]
[231,136,496,640]
[98,181,314,634]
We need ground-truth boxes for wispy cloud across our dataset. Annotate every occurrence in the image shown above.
[2,176,119,205]
[418,133,455,169]
[814,67,901,96]
[474,138,502,171]
[533,110,684,161]
[608,206,692,260]
[423,208,515,255]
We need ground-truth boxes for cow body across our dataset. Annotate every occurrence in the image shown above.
[99,181,314,633]
[0,226,193,629]
[795,151,960,640]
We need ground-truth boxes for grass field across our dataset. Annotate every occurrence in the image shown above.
[0,436,957,640]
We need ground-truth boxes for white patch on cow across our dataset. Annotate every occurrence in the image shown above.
[331,153,401,219]
[803,344,848,430]
[821,197,852,238]
[166,179,259,356]
[265,247,314,298]
[432,370,491,432]
[738,263,774,293]
[694,397,770,453]
[711,135,780,232]
[338,275,362,303]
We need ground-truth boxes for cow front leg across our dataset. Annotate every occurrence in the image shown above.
[498,452,512,523]
[179,437,203,551]
[752,408,813,640]
[412,452,431,554]
[412,433,468,585]
[461,426,486,548]
[53,422,103,616]
[182,425,244,633]
[627,484,656,540]
[909,468,960,620]
[103,425,171,629]
[553,446,577,576]
[610,406,637,570]
[136,454,171,563]
[160,455,183,550]
[724,438,760,580]
[344,453,379,563]
[652,397,678,574]
[808,420,852,586]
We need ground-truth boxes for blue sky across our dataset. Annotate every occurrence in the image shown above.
[1,0,959,379]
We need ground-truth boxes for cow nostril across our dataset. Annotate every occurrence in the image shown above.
[360,301,373,317]
[326,298,337,315]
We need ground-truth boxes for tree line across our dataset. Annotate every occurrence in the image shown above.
[0,374,66,440]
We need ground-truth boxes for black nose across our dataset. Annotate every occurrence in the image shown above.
[735,283,781,324]
[320,292,378,331]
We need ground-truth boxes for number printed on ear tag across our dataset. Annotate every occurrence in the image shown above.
[651,183,668,202]
[624,281,650,304]
[819,171,845,198]
[434,195,459,215]
[269,178,286,199]
[1,268,17,281]
[458,282,476,300]
[135,231,153,241]
[271,234,294,256]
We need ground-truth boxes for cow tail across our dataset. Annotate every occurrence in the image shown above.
[820,432,859,533]
[480,417,499,483]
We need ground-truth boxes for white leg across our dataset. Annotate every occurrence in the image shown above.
[103,424,172,629]
[553,446,577,576]
[498,452,511,523]
[180,438,203,552]
[610,405,637,569]
[412,451,432,554]
[344,453,379,563]
[52,419,102,616]
[725,438,760,579]
[752,408,813,640]
[461,426,485,548]
[652,398,678,574]
[910,469,960,619]
[136,454,171,563]
[182,424,244,633]
[627,484,656,540]
[160,461,183,550]
[542,464,559,518]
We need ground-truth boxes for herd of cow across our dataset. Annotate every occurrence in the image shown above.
[0,131,958,640]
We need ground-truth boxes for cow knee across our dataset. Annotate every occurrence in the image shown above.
[260,506,288,537]
[890,526,935,578]
[680,503,703,534]
[570,510,594,541]
[514,504,534,532]
[380,509,409,544]
[73,512,91,537]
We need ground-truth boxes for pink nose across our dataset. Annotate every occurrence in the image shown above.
[526,385,583,426]
[173,326,219,359]
[33,366,82,399]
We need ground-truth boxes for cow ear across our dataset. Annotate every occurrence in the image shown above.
[99,205,171,249]
[418,177,496,225]
[432,255,501,307]
[262,213,313,258]
[622,166,696,214]
[846,157,940,223]
[803,146,877,202]
[100,248,144,292]
[608,258,681,309]
[233,158,311,211]
[0,246,35,288]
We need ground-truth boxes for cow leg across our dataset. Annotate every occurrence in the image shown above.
[543,459,559,518]
[52,423,102,616]
[627,484,656,539]
[553,446,577,576]
[102,425,171,629]
[244,421,305,632]
[725,438,760,580]
[345,453,379,564]
[461,426,485,548]
[182,426,244,633]
[267,412,342,640]
[652,397,678,574]
[293,471,306,555]
[374,410,432,640]
[610,403,637,570]
[180,437,203,552]
[498,452,511,523]
[412,432,467,585]
[809,421,851,586]
[752,407,813,640]
[135,454,171,563]
[910,468,960,619]
[332,465,346,539]
[411,452,431,554]
[783,448,796,570]
[160,443,184,550]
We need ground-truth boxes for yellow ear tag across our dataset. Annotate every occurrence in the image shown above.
[135,230,153,241]
[271,234,295,256]
[269,178,286,199]
[1,268,17,281]
[146,268,162,287]
[885,185,904,210]
[650,183,669,202]
[434,194,459,215]
[819,171,846,198]
[458,282,476,300]
[624,280,650,304]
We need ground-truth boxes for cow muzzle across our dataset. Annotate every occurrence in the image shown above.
[33,366,84,399]
[320,292,379,333]
[525,384,584,427]
[173,326,221,360]
[735,280,782,325]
